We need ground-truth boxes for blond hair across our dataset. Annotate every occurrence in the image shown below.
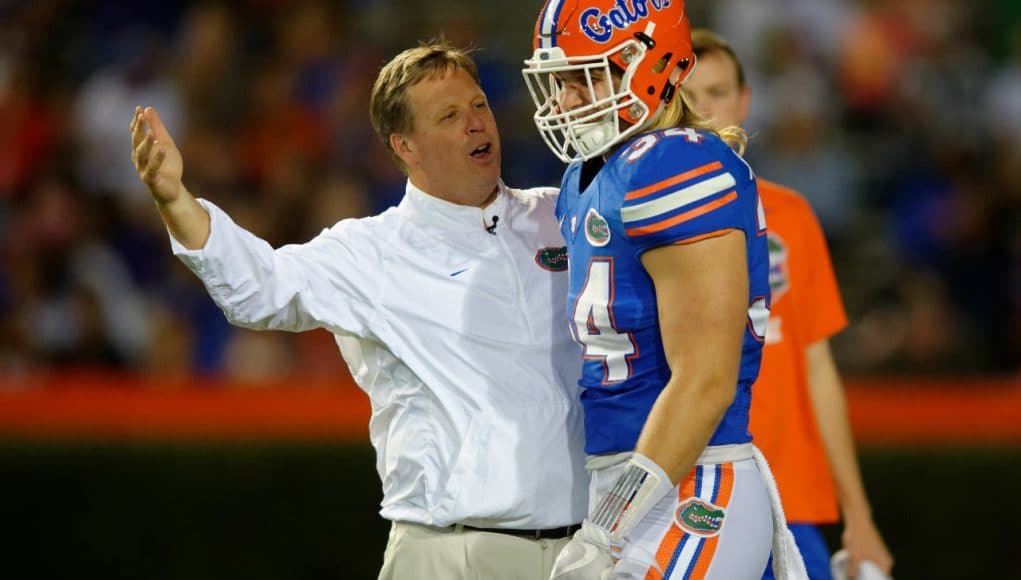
[370,40,480,172]
[644,85,747,156]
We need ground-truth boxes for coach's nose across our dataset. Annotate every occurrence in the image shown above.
[467,109,486,133]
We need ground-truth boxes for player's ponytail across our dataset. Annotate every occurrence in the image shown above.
[644,87,748,156]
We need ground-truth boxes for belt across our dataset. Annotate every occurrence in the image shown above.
[454,523,581,540]
[585,443,755,471]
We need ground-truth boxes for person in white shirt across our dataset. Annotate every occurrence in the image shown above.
[129,40,587,580]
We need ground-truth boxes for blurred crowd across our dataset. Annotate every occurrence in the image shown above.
[0,0,1017,383]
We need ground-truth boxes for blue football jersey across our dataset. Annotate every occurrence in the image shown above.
[555,128,770,456]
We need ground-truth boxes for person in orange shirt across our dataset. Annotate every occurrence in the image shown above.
[685,29,894,580]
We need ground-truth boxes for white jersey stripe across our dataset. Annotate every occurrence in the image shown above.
[699,464,717,500]
[749,297,769,340]
[668,536,703,580]
[757,193,767,232]
[621,172,736,224]
[540,0,563,48]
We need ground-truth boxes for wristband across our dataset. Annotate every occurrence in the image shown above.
[590,453,675,543]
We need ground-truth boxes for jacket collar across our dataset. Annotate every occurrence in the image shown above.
[399,179,507,232]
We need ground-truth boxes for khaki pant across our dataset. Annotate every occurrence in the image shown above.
[378,521,571,580]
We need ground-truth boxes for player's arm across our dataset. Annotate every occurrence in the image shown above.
[130,105,210,249]
[806,339,894,576]
[550,231,749,580]
[551,144,751,580]
[635,230,747,482]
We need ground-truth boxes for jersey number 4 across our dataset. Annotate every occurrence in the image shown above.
[572,259,637,383]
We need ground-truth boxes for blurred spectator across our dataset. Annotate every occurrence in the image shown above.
[838,269,977,373]
[223,330,296,382]
[0,0,1017,381]
[0,44,62,200]
[3,175,151,368]
[73,29,184,202]
[175,1,244,131]
[985,23,1021,150]
[746,25,861,239]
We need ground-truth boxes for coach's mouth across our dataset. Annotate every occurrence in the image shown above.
[470,142,493,161]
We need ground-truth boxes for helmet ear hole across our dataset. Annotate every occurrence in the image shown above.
[652,52,673,75]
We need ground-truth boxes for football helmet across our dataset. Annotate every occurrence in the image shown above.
[523,0,695,162]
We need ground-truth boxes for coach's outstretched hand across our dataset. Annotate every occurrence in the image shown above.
[131,105,184,204]
[130,105,210,249]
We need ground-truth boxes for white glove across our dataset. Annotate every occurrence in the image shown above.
[551,453,674,580]
[549,522,615,580]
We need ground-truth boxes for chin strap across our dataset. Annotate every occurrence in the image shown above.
[572,119,615,160]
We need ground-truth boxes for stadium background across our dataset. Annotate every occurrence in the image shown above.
[0,0,1018,578]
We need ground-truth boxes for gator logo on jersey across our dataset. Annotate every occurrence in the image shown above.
[675,498,726,537]
[535,246,568,271]
[585,208,611,247]
[767,232,790,305]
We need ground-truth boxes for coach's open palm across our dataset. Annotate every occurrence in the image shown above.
[128,105,210,249]
[130,105,185,205]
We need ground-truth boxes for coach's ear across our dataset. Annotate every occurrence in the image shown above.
[390,133,416,167]
[738,85,751,124]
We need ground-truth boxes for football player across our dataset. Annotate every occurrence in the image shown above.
[523,1,807,578]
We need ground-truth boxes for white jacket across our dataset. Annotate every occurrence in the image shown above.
[172,180,588,529]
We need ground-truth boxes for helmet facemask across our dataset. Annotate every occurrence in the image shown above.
[523,40,652,163]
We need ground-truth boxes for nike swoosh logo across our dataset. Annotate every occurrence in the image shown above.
[450,268,469,277]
